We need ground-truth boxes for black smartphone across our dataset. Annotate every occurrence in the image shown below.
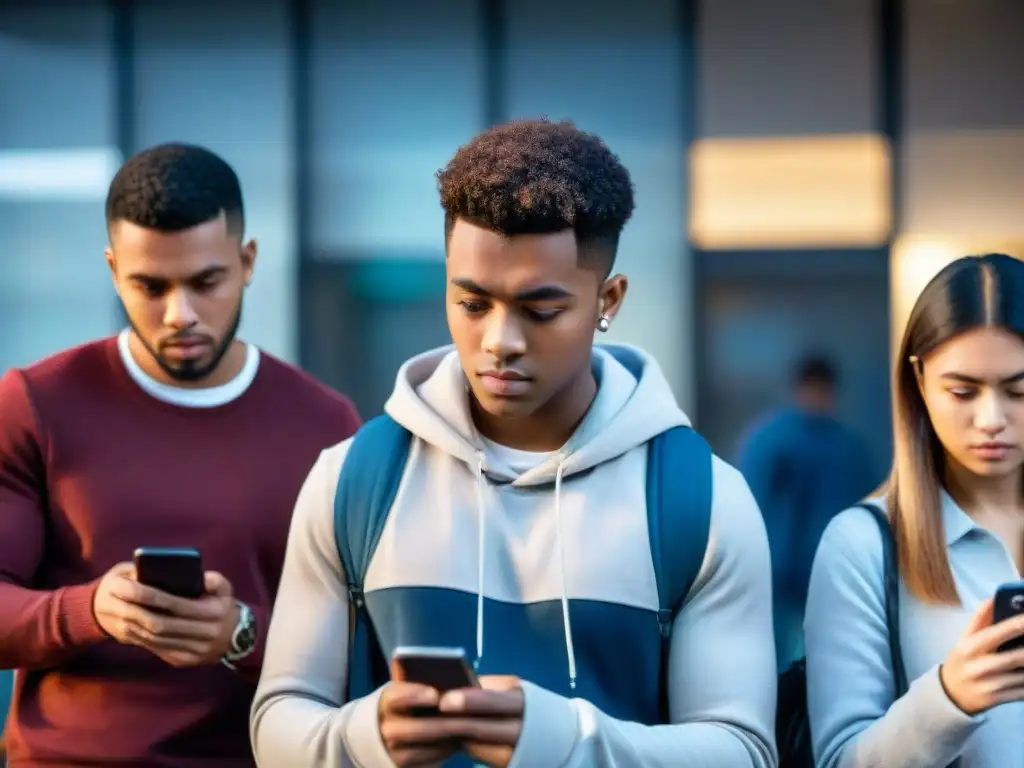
[993,580,1024,651]
[133,547,205,599]
[392,646,479,713]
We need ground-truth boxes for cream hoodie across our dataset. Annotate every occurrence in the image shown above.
[250,344,778,767]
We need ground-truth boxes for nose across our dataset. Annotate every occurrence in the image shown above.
[163,287,199,330]
[974,390,1008,436]
[481,306,526,363]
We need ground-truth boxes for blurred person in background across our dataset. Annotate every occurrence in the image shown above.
[251,118,777,768]
[0,143,360,766]
[806,253,1024,767]
[737,354,875,671]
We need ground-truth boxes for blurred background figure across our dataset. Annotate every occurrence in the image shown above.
[737,354,876,671]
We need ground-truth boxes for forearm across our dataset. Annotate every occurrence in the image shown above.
[251,684,387,767]
[510,683,772,768]
[823,665,980,768]
[0,580,108,669]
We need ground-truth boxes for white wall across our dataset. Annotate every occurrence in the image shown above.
[902,0,1024,242]
[133,0,298,362]
[505,0,693,410]
[308,0,483,258]
[699,0,877,138]
[0,2,119,373]
[892,0,1024,343]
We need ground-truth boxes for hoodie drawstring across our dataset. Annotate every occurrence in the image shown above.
[473,456,487,672]
[554,462,577,690]
[471,455,577,692]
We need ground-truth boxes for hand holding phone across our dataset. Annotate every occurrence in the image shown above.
[375,647,478,765]
[938,585,1024,716]
[91,550,239,668]
[377,647,523,767]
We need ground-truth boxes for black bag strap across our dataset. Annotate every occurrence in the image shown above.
[856,502,908,695]
[858,501,960,768]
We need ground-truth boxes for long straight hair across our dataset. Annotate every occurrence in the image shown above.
[882,253,1024,604]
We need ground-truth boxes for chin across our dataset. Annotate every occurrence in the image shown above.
[470,389,538,420]
[160,358,216,383]
[965,457,1022,479]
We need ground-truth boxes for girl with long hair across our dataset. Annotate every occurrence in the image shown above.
[806,253,1024,767]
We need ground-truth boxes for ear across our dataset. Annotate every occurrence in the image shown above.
[598,273,629,325]
[104,248,121,298]
[241,239,258,286]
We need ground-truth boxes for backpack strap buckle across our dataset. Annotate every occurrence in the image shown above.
[348,584,365,610]
[657,608,673,638]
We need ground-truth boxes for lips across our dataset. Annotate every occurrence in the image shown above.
[162,339,209,360]
[970,443,1014,461]
[477,371,532,397]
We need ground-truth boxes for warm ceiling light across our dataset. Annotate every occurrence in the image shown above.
[689,133,891,250]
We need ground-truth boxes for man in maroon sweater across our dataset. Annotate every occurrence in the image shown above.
[0,143,361,766]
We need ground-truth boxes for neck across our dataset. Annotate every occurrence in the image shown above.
[471,369,597,452]
[128,332,247,389]
[945,458,1024,518]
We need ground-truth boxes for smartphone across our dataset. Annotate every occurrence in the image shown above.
[133,547,205,599]
[993,580,1024,651]
[392,646,480,693]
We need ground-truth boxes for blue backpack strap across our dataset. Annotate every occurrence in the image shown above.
[645,425,714,722]
[333,414,413,702]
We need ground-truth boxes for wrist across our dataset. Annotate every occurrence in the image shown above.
[938,663,974,715]
[221,600,257,669]
[65,581,109,646]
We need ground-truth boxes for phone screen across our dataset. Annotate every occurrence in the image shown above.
[133,547,204,599]
[392,646,479,696]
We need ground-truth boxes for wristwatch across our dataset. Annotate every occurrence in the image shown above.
[221,600,257,670]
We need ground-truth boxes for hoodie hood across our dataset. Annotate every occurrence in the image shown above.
[383,342,690,691]
[384,343,691,487]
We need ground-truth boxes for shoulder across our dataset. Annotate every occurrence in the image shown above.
[0,339,115,449]
[806,500,890,622]
[5,338,116,413]
[255,351,360,420]
[692,454,772,587]
[816,500,889,576]
[16,338,114,389]
[737,409,791,456]
[710,454,762,527]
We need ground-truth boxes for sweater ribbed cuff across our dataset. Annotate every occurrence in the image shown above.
[60,580,108,647]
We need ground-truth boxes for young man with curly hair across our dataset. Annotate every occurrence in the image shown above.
[0,143,360,765]
[251,119,777,767]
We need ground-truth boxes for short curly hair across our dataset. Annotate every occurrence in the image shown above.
[106,143,244,237]
[437,118,635,270]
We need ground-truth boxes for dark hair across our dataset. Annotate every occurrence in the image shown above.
[436,118,635,270]
[794,354,837,387]
[105,143,245,237]
[886,252,1024,604]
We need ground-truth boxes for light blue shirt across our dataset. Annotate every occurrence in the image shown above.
[805,492,1023,767]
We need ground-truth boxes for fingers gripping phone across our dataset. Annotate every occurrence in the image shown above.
[392,646,480,705]
[993,581,1024,651]
[133,547,205,599]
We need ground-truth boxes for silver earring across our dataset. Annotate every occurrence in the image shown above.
[597,315,611,333]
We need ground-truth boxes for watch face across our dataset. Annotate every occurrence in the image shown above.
[233,608,257,653]
[237,626,256,651]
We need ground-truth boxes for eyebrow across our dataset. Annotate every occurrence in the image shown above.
[940,371,1024,385]
[127,266,227,283]
[450,277,574,302]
